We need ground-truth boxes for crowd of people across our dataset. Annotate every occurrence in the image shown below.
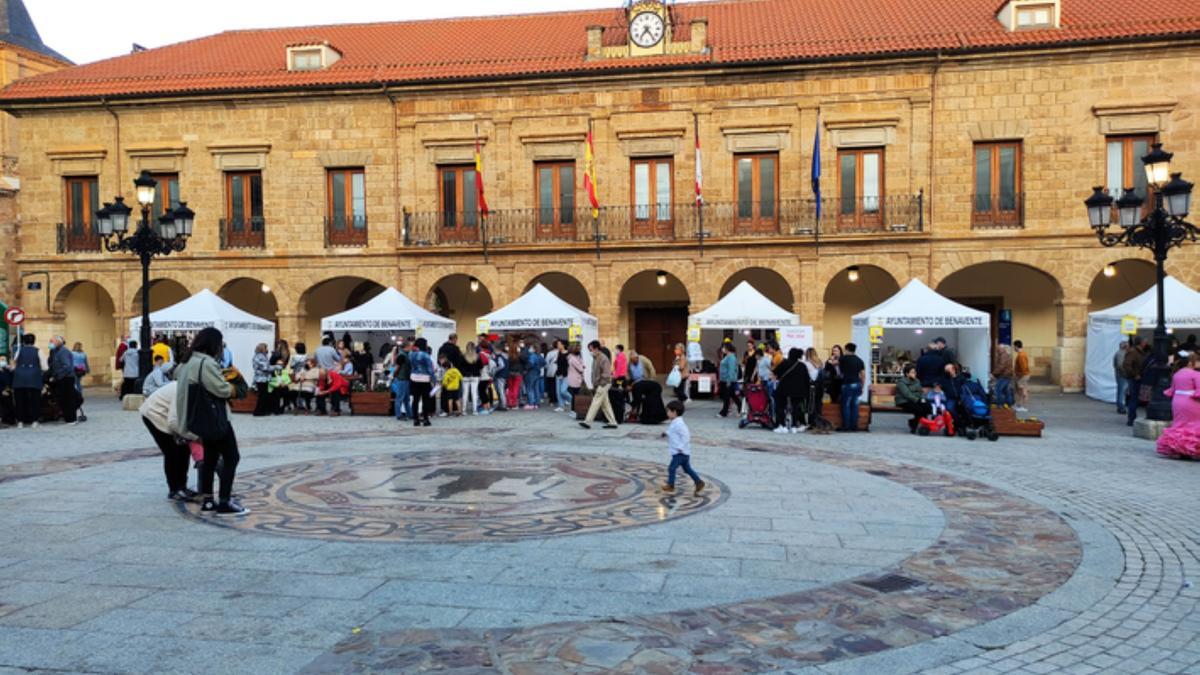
[0,333,91,427]
[1113,334,1200,459]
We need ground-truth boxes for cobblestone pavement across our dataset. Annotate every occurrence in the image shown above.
[0,389,1196,674]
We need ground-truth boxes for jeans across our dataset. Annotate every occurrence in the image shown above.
[198,428,240,504]
[556,376,569,408]
[393,380,411,418]
[1115,370,1129,412]
[493,377,506,410]
[144,418,189,493]
[993,377,1013,407]
[718,381,741,416]
[667,453,702,487]
[840,382,862,430]
[462,377,479,413]
[1126,378,1141,425]
[530,376,545,406]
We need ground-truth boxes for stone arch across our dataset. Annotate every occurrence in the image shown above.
[426,274,494,340]
[130,278,191,314]
[523,271,592,312]
[53,280,118,383]
[617,268,691,371]
[418,265,501,309]
[1087,258,1156,313]
[936,260,1065,383]
[815,255,911,300]
[298,276,387,349]
[218,277,280,329]
[822,264,901,349]
[717,266,796,310]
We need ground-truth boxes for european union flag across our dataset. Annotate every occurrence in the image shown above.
[812,113,822,222]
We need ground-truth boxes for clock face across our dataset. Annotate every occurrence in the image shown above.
[630,11,666,48]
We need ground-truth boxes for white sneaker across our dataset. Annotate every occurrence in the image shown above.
[31,422,39,429]
[16,422,23,429]
[796,425,808,433]
[773,427,790,434]
[554,407,563,413]
[1015,406,1028,412]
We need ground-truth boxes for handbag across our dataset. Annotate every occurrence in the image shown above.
[185,380,231,442]
[666,366,682,388]
[1138,384,1152,404]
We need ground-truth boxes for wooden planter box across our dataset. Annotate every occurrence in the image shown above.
[230,392,256,414]
[821,402,872,431]
[350,391,393,416]
[991,406,1045,437]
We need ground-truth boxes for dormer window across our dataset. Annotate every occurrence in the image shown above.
[996,0,1060,31]
[287,42,341,72]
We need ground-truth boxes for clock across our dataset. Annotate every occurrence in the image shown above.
[630,11,666,49]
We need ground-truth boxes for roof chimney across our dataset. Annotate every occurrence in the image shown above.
[586,25,604,60]
[690,18,708,54]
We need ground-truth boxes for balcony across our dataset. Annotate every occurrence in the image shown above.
[219,217,266,249]
[56,223,100,253]
[325,214,368,247]
[971,193,1025,229]
[401,193,924,250]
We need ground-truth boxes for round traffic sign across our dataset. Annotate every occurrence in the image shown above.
[4,306,25,326]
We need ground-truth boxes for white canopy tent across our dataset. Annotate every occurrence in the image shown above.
[851,279,992,399]
[130,289,275,378]
[478,284,599,378]
[689,281,808,362]
[320,287,455,355]
[1086,276,1200,402]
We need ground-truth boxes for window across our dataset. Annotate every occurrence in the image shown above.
[631,158,673,234]
[973,142,1022,227]
[1016,4,1053,28]
[535,161,576,237]
[150,173,179,216]
[291,49,322,71]
[1107,135,1155,206]
[326,168,366,246]
[223,171,264,247]
[439,165,479,229]
[63,176,99,251]
[734,153,778,231]
[837,148,884,230]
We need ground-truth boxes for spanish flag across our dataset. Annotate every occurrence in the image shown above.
[584,126,599,218]
[474,134,489,217]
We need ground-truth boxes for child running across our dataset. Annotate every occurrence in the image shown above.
[662,400,706,495]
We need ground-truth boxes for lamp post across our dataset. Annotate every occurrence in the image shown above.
[1084,143,1196,421]
[96,170,194,387]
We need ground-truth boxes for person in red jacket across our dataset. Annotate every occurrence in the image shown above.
[315,368,349,417]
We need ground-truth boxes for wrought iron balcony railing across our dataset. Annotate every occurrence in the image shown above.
[56,223,100,253]
[219,217,266,249]
[325,214,368,247]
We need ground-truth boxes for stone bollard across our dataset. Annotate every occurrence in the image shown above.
[121,395,145,411]
[1132,417,1168,441]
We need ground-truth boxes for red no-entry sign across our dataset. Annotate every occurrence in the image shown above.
[4,306,25,326]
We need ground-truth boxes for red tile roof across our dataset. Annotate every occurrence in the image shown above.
[2,0,1198,103]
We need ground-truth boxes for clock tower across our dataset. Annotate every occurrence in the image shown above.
[627,0,669,57]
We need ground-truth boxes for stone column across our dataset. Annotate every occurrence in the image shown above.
[797,263,824,350]
[276,312,303,344]
[1054,298,1090,392]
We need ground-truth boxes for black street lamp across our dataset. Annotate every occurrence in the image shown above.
[1084,143,1196,422]
[96,170,194,387]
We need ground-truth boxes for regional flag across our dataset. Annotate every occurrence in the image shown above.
[584,129,600,218]
[474,136,489,217]
[694,119,703,206]
[812,112,822,222]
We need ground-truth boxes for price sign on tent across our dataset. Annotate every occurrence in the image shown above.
[4,306,25,326]
[687,322,701,342]
[475,319,490,336]
[568,320,582,342]
[1121,315,1138,336]
[869,325,885,344]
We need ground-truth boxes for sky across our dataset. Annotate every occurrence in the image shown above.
[26,0,621,65]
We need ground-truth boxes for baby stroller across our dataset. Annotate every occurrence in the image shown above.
[739,383,773,429]
[956,379,999,441]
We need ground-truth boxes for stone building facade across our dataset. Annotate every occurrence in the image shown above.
[1,0,1198,388]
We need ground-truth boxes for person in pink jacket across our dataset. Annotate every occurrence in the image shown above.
[1157,351,1200,459]
[613,344,629,388]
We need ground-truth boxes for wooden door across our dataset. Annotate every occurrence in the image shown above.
[634,307,687,375]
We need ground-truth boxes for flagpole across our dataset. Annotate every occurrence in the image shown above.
[695,112,704,258]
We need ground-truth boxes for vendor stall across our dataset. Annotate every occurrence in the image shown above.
[1086,276,1200,402]
[688,281,808,366]
[478,284,599,378]
[129,289,275,377]
[851,279,991,400]
[320,287,455,359]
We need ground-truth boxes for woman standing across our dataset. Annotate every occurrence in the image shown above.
[174,327,246,516]
[12,333,42,428]
[71,342,90,422]
[566,343,585,414]
[1157,352,1200,459]
[671,343,691,402]
[408,338,435,427]
[773,348,811,434]
[824,345,844,405]
[251,343,273,417]
[805,348,826,426]
[554,341,570,412]
[461,342,482,415]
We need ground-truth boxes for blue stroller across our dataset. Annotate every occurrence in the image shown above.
[956,379,999,441]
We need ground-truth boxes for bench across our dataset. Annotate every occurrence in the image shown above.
[870,383,903,413]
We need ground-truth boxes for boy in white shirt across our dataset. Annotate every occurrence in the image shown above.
[662,400,705,495]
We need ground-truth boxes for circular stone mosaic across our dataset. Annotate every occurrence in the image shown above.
[178,449,727,543]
